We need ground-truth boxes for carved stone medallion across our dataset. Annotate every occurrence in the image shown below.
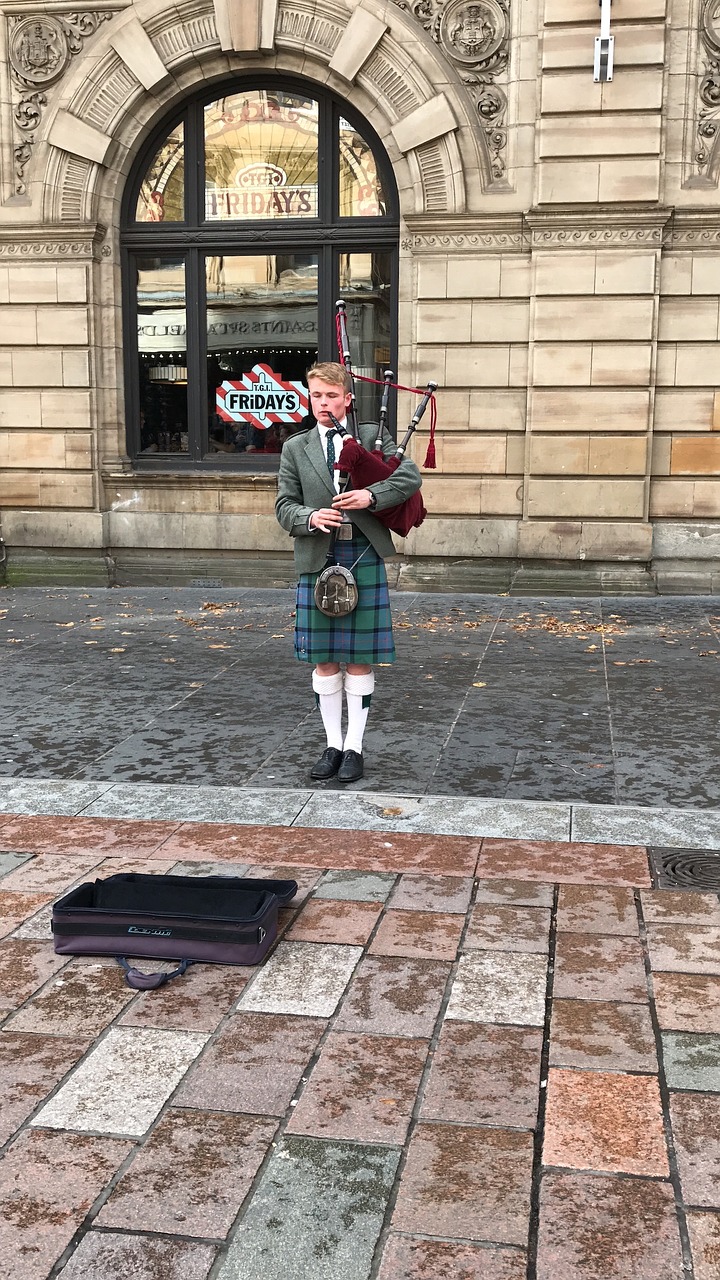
[10,17,70,86]
[439,0,508,66]
[703,0,720,53]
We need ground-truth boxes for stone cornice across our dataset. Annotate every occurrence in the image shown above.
[526,208,673,250]
[402,214,526,253]
[665,210,720,248]
[0,224,107,258]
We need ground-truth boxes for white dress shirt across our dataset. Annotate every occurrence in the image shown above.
[317,419,347,495]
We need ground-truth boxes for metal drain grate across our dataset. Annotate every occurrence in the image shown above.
[649,847,720,892]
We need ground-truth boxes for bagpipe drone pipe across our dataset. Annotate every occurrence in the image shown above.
[331,300,438,538]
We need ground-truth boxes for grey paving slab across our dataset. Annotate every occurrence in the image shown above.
[216,1135,401,1280]
[11,902,53,940]
[294,792,571,840]
[236,941,363,1017]
[445,952,548,1027]
[662,1032,720,1092]
[0,780,112,816]
[0,851,33,877]
[80,784,311,825]
[571,803,720,850]
[313,870,397,902]
[32,1027,209,1136]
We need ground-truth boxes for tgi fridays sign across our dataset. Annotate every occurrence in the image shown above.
[216,365,308,430]
[205,161,317,220]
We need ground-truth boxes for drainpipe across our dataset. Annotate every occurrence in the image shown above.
[0,507,7,582]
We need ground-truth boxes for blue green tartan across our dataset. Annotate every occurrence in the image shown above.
[295,531,396,665]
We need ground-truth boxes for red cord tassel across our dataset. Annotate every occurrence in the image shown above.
[422,397,437,470]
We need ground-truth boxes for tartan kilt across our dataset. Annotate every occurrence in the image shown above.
[295,531,396,665]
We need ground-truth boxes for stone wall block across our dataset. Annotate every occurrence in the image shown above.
[539,116,661,158]
[542,24,665,68]
[594,253,657,295]
[543,2,666,27]
[533,345,592,386]
[531,389,651,432]
[0,511,103,548]
[534,253,596,296]
[7,268,57,304]
[407,517,519,558]
[445,346,510,387]
[588,436,647,475]
[671,437,720,475]
[658,299,720,342]
[12,351,63,387]
[651,436,671,475]
[110,15,169,90]
[37,310,89,346]
[675,346,720,387]
[62,352,91,387]
[538,161,600,203]
[57,269,88,304]
[417,260,448,299]
[0,307,37,344]
[534,297,654,342]
[392,95,457,154]
[590,344,653,386]
[446,258,501,299]
[480,478,523,514]
[649,480,695,517]
[48,110,113,166]
[328,8,387,83]
[38,474,94,508]
[597,160,660,203]
[527,478,646,518]
[416,302,471,344]
[470,301,530,344]
[440,434,507,472]
[529,435,590,474]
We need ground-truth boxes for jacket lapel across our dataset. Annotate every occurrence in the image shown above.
[305,428,336,496]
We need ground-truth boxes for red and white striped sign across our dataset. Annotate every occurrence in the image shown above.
[216,364,308,430]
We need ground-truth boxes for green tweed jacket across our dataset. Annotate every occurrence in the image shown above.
[275,421,423,575]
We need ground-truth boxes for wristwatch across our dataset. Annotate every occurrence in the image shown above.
[367,492,378,510]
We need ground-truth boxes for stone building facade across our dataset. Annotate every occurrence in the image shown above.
[1,0,720,589]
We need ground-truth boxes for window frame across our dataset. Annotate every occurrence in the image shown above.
[121,77,399,471]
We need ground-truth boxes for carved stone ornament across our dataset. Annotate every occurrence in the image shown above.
[691,0,720,183]
[393,0,510,185]
[8,12,114,196]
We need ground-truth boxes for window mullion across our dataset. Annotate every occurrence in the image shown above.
[185,246,204,460]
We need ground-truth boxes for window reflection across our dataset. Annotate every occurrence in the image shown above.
[204,91,319,221]
[205,254,318,467]
[339,117,385,217]
[339,253,392,423]
[136,257,189,453]
[135,122,184,223]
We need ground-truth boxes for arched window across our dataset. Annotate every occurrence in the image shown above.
[121,80,399,469]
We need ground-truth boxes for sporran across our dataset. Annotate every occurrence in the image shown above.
[314,563,358,617]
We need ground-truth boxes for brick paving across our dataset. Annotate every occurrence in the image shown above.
[0,815,719,1278]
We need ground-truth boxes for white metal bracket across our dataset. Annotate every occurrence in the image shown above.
[593,0,614,82]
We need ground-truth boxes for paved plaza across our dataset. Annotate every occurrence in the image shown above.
[1,589,719,1279]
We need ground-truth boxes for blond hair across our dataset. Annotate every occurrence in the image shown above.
[306,362,351,394]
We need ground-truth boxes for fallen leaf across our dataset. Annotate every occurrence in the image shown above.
[56,622,75,628]
[382,807,403,816]
[109,648,126,654]
[473,682,487,688]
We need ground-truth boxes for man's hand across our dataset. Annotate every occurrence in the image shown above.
[309,507,344,532]
[332,489,373,511]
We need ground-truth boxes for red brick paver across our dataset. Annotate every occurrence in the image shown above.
[544,1068,668,1176]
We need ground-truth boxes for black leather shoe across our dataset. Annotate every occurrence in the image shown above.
[310,747,343,780]
[337,749,364,782]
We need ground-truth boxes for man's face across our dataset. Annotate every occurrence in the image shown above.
[308,379,352,427]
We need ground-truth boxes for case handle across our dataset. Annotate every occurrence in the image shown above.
[116,957,194,990]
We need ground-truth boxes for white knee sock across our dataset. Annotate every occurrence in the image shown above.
[343,670,375,754]
[312,670,344,750]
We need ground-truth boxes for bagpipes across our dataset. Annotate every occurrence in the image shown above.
[330,299,438,538]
